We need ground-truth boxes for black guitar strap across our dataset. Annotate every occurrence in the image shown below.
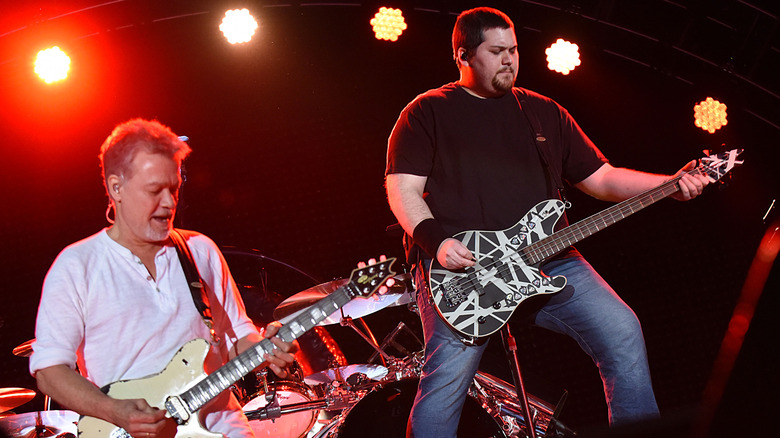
[513,89,569,206]
[170,228,219,343]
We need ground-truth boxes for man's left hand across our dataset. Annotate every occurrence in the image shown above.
[671,160,710,201]
[262,322,299,378]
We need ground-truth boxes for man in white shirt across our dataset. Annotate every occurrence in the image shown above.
[30,118,297,437]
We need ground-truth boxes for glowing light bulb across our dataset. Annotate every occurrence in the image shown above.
[545,39,581,75]
[370,7,407,42]
[34,46,71,83]
[694,97,728,134]
[220,9,258,44]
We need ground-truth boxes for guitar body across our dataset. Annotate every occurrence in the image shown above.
[78,339,220,438]
[429,199,569,340]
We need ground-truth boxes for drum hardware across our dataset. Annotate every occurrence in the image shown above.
[366,321,424,366]
[239,362,321,438]
[303,364,388,387]
[500,324,539,438]
[470,372,574,438]
[0,410,78,438]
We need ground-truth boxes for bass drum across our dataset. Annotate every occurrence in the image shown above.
[315,378,506,438]
[239,365,321,438]
[241,372,320,438]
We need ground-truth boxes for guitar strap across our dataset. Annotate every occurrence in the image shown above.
[513,89,569,206]
[170,228,220,343]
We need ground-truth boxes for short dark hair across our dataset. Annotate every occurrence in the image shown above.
[99,118,191,191]
[452,7,514,66]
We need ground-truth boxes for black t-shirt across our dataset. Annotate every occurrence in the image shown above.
[387,82,607,239]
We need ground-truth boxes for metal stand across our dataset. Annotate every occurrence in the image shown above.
[500,324,537,438]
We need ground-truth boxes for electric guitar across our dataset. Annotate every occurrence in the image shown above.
[429,149,743,341]
[77,258,396,438]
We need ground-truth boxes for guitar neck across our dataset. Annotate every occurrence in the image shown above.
[523,173,685,265]
[178,285,354,412]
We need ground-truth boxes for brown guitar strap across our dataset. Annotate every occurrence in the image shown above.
[169,228,219,343]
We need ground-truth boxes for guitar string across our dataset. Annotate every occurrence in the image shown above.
[444,164,712,299]
[180,266,389,410]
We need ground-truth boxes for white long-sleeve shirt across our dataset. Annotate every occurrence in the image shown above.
[31,228,260,437]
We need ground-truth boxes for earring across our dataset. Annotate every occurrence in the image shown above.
[105,202,115,224]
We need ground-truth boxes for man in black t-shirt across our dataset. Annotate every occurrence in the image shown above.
[385,7,709,437]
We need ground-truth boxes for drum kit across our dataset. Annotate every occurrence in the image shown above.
[1,272,569,438]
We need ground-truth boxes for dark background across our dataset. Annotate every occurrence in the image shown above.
[1,1,778,436]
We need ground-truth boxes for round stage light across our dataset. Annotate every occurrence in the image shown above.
[220,8,259,44]
[370,7,407,42]
[545,39,581,75]
[694,97,728,134]
[34,46,71,84]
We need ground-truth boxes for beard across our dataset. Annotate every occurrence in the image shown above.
[492,69,516,93]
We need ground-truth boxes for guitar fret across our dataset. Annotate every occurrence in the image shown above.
[170,259,395,422]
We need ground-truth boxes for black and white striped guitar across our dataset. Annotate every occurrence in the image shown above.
[77,258,396,438]
[429,149,743,341]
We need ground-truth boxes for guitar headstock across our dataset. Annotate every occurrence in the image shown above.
[346,257,397,298]
[699,148,744,183]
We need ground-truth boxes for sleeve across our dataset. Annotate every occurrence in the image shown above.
[386,97,436,177]
[30,250,87,376]
[190,234,260,353]
[558,103,609,185]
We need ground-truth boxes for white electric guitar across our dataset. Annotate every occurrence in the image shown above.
[429,149,743,341]
[77,258,396,438]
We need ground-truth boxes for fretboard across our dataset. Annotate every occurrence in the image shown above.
[178,283,355,412]
[522,174,686,265]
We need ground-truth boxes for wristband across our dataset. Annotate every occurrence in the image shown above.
[412,218,449,259]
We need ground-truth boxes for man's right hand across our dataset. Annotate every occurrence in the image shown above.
[437,238,476,270]
[109,398,171,437]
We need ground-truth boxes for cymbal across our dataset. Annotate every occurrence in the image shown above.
[304,364,388,386]
[0,388,35,413]
[12,340,34,358]
[274,274,413,325]
[0,410,78,438]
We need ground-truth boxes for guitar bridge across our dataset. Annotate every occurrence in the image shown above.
[165,395,190,424]
[442,279,467,307]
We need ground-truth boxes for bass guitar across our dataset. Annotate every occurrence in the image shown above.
[77,258,396,438]
[429,149,743,341]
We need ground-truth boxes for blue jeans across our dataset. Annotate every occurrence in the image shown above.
[407,255,659,437]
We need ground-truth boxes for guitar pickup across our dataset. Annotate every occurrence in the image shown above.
[165,395,190,424]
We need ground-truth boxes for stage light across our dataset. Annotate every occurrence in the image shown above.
[545,39,581,75]
[220,8,258,44]
[34,46,71,84]
[370,7,407,42]
[694,97,728,134]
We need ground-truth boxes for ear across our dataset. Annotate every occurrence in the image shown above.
[457,49,470,66]
[107,174,122,201]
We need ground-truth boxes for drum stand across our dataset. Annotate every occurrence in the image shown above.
[338,316,395,365]
[500,324,538,438]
